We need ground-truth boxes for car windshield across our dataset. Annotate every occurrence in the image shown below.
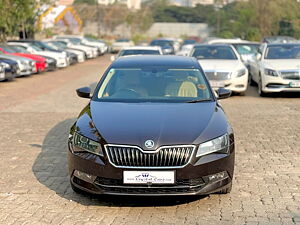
[116,39,130,42]
[233,44,259,55]
[192,46,238,60]
[0,46,16,53]
[95,68,213,103]
[9,45,29,53]
[119,49,160,56]
[29,44,43,51]
[150,40,173,47]
[265,45,300,59]
[36,42,57,51]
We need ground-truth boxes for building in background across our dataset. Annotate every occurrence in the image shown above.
[97,0,141,9]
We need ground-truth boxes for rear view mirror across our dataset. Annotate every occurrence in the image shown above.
[217,88,231,99]
[76,87,91,99]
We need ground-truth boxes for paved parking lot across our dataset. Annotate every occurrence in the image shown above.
[0,55,299,225]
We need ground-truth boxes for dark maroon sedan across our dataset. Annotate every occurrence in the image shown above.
[68,55,234,196]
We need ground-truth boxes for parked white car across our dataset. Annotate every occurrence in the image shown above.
[45,41,85,63]
[111,46,162,61]
[248,43,300,96]
[190,44,248,95]
[111,39,134,53]
[55,36,106,55]
[54,38,98,59]
[7,42,68,68]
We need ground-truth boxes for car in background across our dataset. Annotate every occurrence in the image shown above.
[9,40,77,66]
[45,40,85,63]
[0,59,19,81]
[262,36,298,44]
[7,42,68,68]
[85,37,109,53]
[0,53,35,76]
[149,39,175,55]
[111,39,134,53]
[69,55,234,196]
[230,42,260,65]
[177,44,195,56]
[0,63,6,81]
[0,45,46,73]
[111,46,162,61]
[190,44,248,95]
[56,36,107,55]
[54,38,98,59]
[248,43,300,96]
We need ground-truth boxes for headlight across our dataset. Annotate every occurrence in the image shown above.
[236,68,246,77]
[72,132,103,156]
[196,134,229,157]
[264,68,279,77]
[30,61,35,66]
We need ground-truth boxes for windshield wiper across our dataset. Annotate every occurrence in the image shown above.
[186,99,213,103]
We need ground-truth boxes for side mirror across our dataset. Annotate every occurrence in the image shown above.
[256,53,262,60]
[110,55,116,61]
[217,88,231,99]
[76,87,91,99]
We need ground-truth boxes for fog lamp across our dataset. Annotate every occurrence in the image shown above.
[73,170,96,183]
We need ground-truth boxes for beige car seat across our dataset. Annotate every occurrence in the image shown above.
[165,81,198,97]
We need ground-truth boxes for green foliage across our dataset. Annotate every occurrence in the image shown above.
[0,0,47,41]
[73,0,97,4]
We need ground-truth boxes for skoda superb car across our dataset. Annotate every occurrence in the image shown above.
[68,55,235,196]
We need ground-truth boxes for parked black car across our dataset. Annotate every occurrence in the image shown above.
[68,55,234,196]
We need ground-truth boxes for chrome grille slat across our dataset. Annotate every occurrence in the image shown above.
[280,70,300,80]
[205,71,231,81]
[106,145,195,168]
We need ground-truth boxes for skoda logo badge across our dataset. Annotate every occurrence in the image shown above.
[145,140,155,149]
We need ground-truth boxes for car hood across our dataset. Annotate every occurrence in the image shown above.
[263,59,300,70]
[89,101,229,149]
[35,51,64,58]
[198,59,243,71]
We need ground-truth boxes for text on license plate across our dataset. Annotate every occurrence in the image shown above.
[123,171,175,184]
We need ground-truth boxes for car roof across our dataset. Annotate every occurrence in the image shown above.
[121,46,161,51]
[266,43,300,46]
[111,55,199,68]
[193,43,233,47]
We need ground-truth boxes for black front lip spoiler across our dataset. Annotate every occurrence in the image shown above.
[70,175,232,196]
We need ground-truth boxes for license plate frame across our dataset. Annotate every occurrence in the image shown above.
[289,81,300,87]
[209,80,225,88]
[123,171,175,184]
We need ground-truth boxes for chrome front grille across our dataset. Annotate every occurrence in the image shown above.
[105,145,195,168]
[280,70,300,80]
[205,71,231,80]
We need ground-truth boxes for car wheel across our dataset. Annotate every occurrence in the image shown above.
[218,182,232,194]
[258,76,267,97]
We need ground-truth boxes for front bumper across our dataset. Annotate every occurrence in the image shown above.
[56,58,68,68]
[222,74,248,93]
[262,75,300,93]
[68,146,235,196]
